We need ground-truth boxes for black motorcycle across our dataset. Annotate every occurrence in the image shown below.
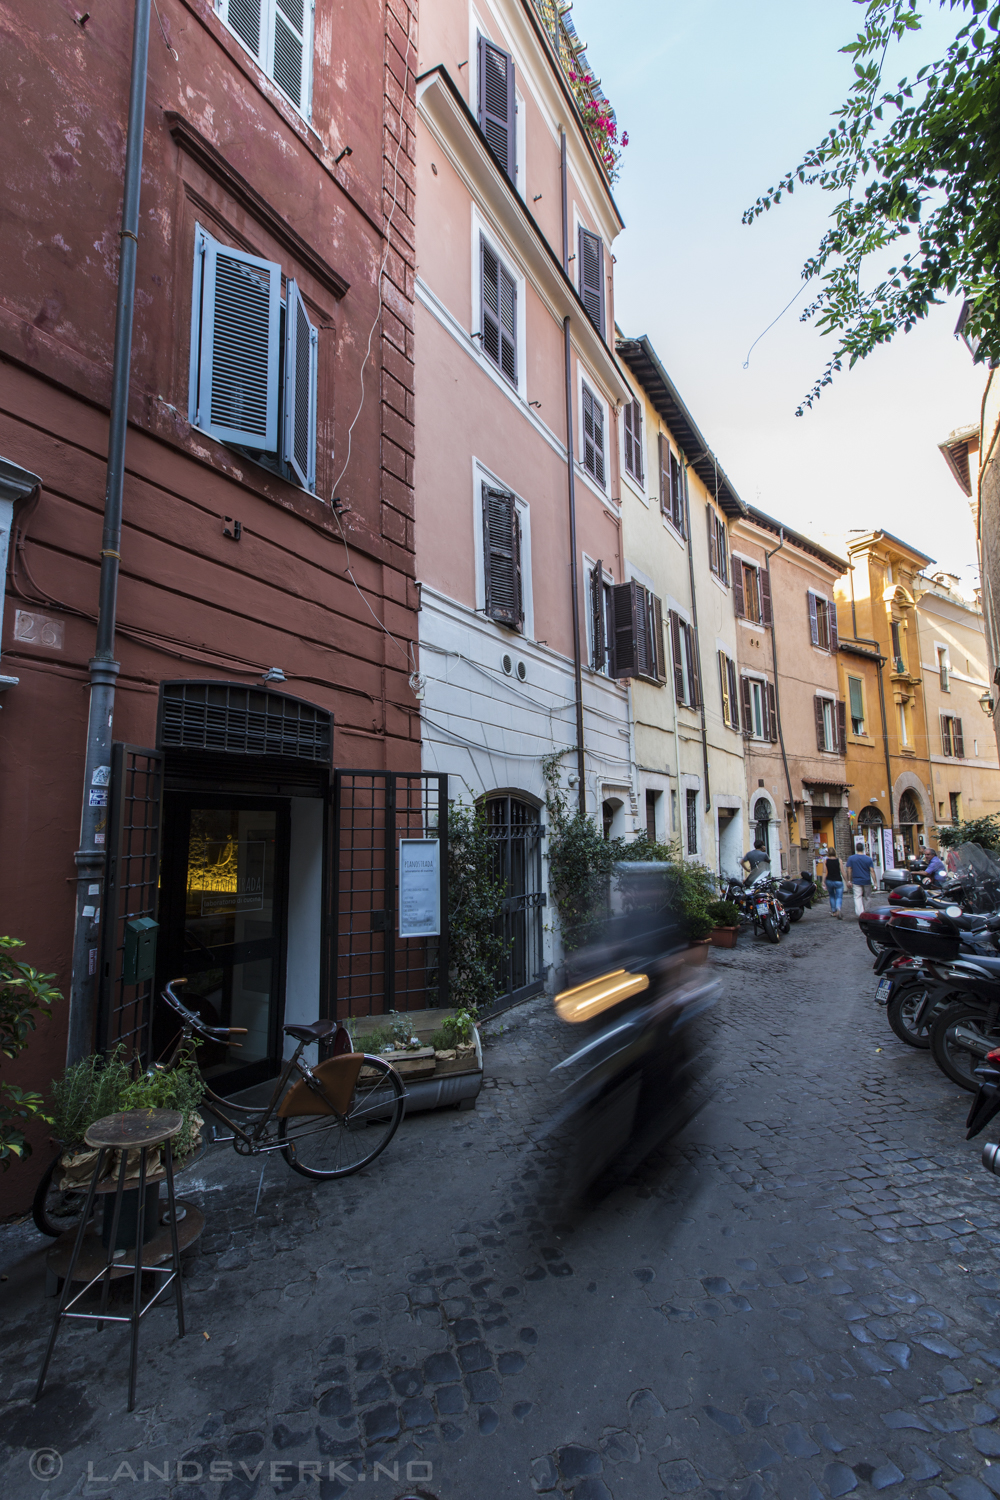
[891,905,1000,1089]
[774,873,816,923]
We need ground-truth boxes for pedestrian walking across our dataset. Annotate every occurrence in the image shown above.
[825,853,844,918]
[844,840,877,916]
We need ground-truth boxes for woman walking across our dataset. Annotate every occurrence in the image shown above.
[825,852,844,919]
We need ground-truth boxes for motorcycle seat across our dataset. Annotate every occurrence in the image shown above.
[779,878,813,896]
[948,954,1000,977]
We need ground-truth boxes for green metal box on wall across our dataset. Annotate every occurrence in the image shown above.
[123,917,158,984]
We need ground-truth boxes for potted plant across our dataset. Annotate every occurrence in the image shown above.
[706,899,741,948]
[344,1006,484,1112]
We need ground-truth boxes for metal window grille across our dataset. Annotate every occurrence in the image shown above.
[332,771,449,1017]
[485,796,546,1008]
[158,681,331,763]
[686,789,698,856]
[96,745,165,1060]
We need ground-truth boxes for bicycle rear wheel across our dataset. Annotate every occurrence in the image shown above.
[277,1056,405,1179]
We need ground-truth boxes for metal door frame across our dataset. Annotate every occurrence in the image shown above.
[484,793,546,1008]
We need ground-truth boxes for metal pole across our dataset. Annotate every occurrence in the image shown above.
[763,532,797,825]
[66,0,152,1064]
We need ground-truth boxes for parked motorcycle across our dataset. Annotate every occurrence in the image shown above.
[773,873,816,923]
[889,905,1000,1089]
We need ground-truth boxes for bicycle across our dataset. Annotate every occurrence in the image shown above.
[33,979,405,1236]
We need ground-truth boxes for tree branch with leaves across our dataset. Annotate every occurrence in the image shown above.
[745,0,1000,413]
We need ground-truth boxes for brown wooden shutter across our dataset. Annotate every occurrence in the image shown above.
[740,675,753,733]
[687,624,702,707]
[669,610,684,700]
[582,384,605,486]
[733,560,746,617]
[707,504,718,575]
[760,567,773,627]
[720,518,730,585]
[604,583,616,677]
[807,590,819,646]
[814,694,826,751]
[482,486,523,628]
[634,585,653,679]
[941,715,951,755]
[766,681,778,742]
[478,36,516,184]
[728,657,740,729]
[828,600,839,652]
[610,581,638,678]
[590,560,605,670]
[659,435,669,515]
[578,228,605,337]
[718,651,730,725]
[653,595,666,683]
[954,717,965,757]
[836,699,847,753]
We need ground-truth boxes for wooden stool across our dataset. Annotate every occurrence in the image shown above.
[35,1108,187,1411]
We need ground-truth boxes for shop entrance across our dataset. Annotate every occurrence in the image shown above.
[898,790,924,857]
[156,795,290,1093]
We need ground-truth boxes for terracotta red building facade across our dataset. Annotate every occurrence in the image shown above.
[1,0,419,1207]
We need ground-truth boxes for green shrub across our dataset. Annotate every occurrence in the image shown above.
[1,936,61,1169]
[938,814,1000,853]
[447,799,512,1009]
[439,1008,478,1047]
[50,1046,204,1157]
[706,899,741,928]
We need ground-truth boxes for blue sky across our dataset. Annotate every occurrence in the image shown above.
[573,0,986,584]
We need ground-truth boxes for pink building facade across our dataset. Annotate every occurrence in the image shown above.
[414,0,630,1004]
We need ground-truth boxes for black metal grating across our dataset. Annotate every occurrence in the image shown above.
[97,745,164,1061]
[158,681,331,763]
[332,772,449,1018]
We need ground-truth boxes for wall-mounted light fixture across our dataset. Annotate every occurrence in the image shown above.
[334,146,353,165]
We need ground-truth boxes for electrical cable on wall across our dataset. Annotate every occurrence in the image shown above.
[327,15,422,699]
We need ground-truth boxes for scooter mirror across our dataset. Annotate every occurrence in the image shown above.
[946,905,963,919]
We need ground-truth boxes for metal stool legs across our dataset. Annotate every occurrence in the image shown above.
[35,1109,187,1412]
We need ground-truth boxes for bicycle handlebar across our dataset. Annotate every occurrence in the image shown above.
[161,979,244,1044]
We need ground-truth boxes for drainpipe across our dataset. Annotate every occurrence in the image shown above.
[681,461,710,815]
[66,0,152,1065]
[763,531,797,841]
[559,132,585,814]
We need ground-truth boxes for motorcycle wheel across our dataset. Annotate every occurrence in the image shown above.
[788,909,803,922]
[886,983,933,1049]
[930,1000,1000,1092]
[762,915,781,944]
[32,1152,92,1239]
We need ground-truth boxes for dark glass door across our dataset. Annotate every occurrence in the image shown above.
[157,796,290,1092]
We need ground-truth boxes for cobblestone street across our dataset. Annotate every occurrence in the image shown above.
[5,906,1000,1500]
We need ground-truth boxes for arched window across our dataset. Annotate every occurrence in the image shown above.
[898,791,920,824]
[858,807,883,827]
[753,796,771,856]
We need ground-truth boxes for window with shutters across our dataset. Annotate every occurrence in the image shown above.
[806,590,838,653]
[707,507,729,585]
[718,651,740,730]
[735,560,766,624]
[481,483,524,631]
[610,580,664,684]
[189,223,318,491]
[477,34,517,184]
[937,646,950,691]
[578,228,606,338]
[217,0,313,116]
[588,559,615,676]
[658,439,686,536]
[623,399,644,486]
[941,714,965,757]
[814,694,842,752]
[668,611,701,707]
[480,237,517,388]
[581,381,606,487]
[950,791,962,823]
[848,675,865,735]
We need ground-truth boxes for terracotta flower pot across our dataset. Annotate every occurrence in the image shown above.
[709,926,738,949]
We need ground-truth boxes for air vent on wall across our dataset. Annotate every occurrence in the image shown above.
[158,681,332,763]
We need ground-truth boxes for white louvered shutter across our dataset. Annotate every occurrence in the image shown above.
[272,0,309,110]
[224,0,264,59]
[194,227,281,450]
[283,279,318,491]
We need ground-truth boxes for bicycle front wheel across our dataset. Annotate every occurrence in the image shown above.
[277,1056,405,1179]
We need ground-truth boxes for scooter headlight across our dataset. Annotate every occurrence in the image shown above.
[555,968,649,1024]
